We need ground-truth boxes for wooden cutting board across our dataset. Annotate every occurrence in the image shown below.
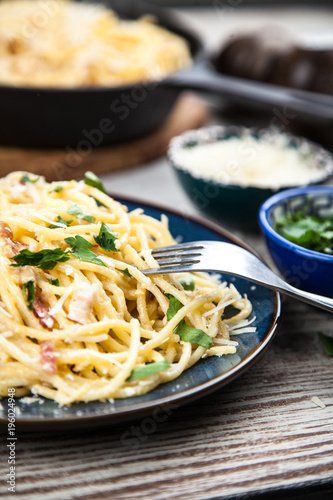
[0,93,208,181]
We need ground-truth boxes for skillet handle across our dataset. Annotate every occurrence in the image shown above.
[166,63,333,123]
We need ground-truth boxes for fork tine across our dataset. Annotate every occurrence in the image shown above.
[144,242,202,275]
[143,264,195,276]
[153,256,201,266]
[153,251,201,261]
[151,242,204,255]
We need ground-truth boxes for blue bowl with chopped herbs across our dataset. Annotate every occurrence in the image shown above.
[259,185,333,298]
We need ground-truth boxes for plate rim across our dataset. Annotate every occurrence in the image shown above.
[0,194,281,429]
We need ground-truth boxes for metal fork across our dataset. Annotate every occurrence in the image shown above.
[143,241,333,313]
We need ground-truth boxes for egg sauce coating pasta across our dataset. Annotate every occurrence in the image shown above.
[0,0,192,87]
[0,172,254,405]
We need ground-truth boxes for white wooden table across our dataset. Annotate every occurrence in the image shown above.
[1,5,333,500]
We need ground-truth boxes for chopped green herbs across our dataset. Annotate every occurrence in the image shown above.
[67,204,95,223]
[175,320,213,348]
[48,215,73,229]
[127,359,170,381]
[49,278,59,286]
[179,276,195,291]
[275,211,333,255]
[67,205,82,216]
[65,235,106,267]
[183,140,198,149]
[94,223,118,252]
[94,198,108,208]
[318,332,333,356]
[81,215,96,223]
[21,174,39,184]
[165,293,213,348]
[84,171,106,194]
[120,268,131,276]
[22,280,35,310]
[11,248,70,270]
[49,185,63,194]
[165,294,183,321]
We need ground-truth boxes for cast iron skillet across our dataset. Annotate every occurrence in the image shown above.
[0,0,332,149]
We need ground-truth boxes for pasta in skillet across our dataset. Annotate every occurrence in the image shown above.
[0,0,191,87]
[0,172,254,405]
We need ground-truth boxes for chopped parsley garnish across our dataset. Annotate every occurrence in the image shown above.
[165,294,213,348]
[318,332,333,356]
[94,198,108,208]
[84,171,106,194]
[165,294,183,321]
[120,268,131,276]
[183,140,198,149]
[49,278,59,286]
[11,248,70,270]
[179,276,195,291]
[174,320,213,348]
[127,359,170,381]
[49,215,73,229]
[49,185,63,194]
[22,280,35,310]
[275,211,333,255]
[21,174,39,184]
[65,235,107,267]
[67,205,83,216]
[94,223,119,252]
[67,204,95,223]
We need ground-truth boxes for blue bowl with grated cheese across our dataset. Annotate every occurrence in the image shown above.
[167,126,333,230]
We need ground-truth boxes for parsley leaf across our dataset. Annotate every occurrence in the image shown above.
[127,359,170,381]
[11,248,70,270]
[120,268,131,276]
[49,278,59,286]
[22,280,35,310]
[94,223,119,252]
[318,332,333,356]
[49,215,73,229]
[21,174,39,184]
[179,276,195,291]
[165,293,183,321]
[49,185,63,194]
[165,293,213,348]
[84,171,106,194]
[67,205,81,216]
[67,204,95,223]
[275,211,333,255]
[65,235,107,267]
[67,204,86,217]
[94,197,108,208]
[175,319,213,348]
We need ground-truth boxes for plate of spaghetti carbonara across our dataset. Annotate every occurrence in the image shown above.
[0,172,280,428]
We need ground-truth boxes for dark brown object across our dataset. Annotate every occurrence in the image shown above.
[215,30,333,95]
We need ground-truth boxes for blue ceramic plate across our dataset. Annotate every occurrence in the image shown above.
[0,196,281,429]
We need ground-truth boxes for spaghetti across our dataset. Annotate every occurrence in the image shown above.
[0,172,254,405]
[0,0,192,88]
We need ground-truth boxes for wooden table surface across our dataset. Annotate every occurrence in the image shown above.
[1,5,333,500]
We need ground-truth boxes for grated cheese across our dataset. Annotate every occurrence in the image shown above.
[311,396,326,409]
[173,134,330,189]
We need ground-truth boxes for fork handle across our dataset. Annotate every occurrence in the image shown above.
[274,278,333,313]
